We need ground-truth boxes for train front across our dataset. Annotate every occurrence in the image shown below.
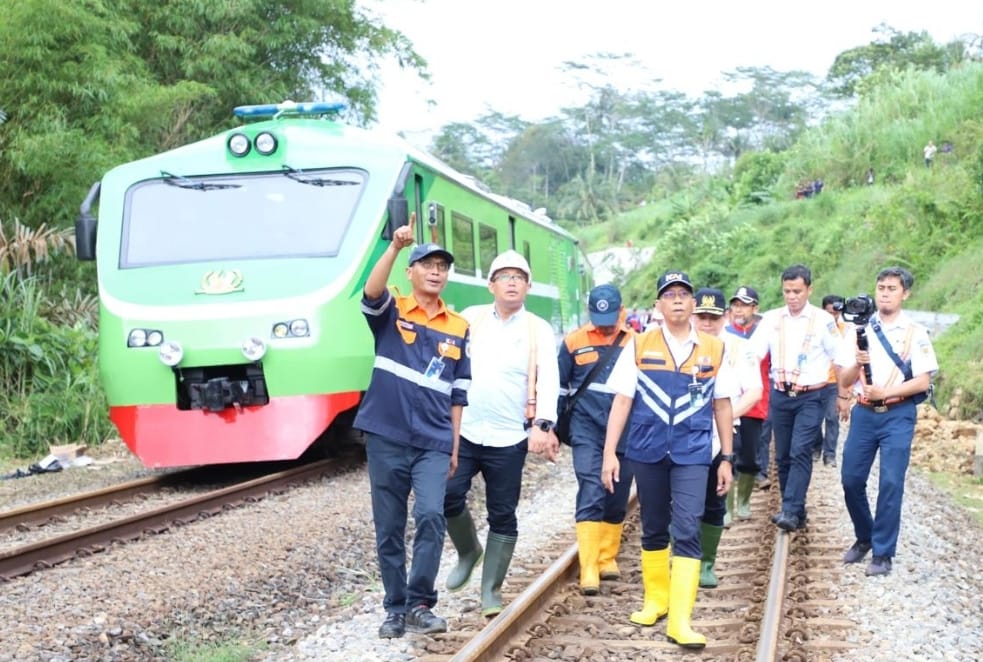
[77,103,403,467]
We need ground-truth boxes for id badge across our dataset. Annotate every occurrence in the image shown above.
[424,356,445,381]
[688,382,705,408]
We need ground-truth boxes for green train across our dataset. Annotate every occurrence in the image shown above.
[75,101,591,467]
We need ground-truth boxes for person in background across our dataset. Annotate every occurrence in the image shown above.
[601,270,737,649]
[691,288,762,588]
[924,140,937,168]
[354,215,471,639]
[443,249,560,618]
[813,294,846,467]
[836,267,937,577]
[748,264,842,533]
[557,284,634,594]
[724,285,770,515]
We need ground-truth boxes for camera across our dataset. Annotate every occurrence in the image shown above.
[841,294,875,326]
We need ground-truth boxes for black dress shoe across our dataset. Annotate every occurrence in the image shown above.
[378,612,405,639]
[774,511,800,532]
[406,605,447,634]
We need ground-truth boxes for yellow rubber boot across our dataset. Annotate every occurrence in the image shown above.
[598,522,624,580]
[575,521,602,595]
[629,547,670,625]
[666,556,707,649]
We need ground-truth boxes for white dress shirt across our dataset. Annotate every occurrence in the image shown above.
[834,311,938,392]
[459,304,559,447]
[749,302,842,388]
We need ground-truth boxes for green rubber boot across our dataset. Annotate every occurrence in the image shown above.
[481,532,517,617]
[736,472,755,520]
[699,522,724,589]
[445,509,483,591]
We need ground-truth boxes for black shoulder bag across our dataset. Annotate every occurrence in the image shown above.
[555,331,626,446]
[871,322,930,406]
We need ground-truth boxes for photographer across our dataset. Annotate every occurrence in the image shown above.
[835,267,938,577]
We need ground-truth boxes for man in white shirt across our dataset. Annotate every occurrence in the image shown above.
[443,249,560,617]
[748,264,842,532]
[835,267,938,577]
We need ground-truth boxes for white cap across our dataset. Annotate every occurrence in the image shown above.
[488,249,531,281]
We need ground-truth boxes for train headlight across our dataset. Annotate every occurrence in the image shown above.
[159,341,184,367]
[241,336,267,361]
[272,323,289,338]
[146,330,164,347]
[227,133,251,157]
[127,329,148,347]
[254,132,278,155]
[289,319,309,337]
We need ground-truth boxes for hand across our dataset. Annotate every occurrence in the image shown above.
[392,211,416,250]
[837,397,852,422]
[601,453,620,493]
[856,349,870,365]
[715,460,733,496]
[448,451,458,478]
[543,430,560,462]
[527,427,549,455]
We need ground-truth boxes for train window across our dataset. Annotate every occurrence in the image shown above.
[477,223,498,278]
[427,202,446,247]
[522,241,532,279]
[451,212,476,276]
[120,168,366,268]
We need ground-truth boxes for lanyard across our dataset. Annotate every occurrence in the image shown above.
[776,310,816,388]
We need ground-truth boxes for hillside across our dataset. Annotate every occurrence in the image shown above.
[574,63,983,420]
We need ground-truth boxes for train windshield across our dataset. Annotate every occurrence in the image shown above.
[120,168,366,268]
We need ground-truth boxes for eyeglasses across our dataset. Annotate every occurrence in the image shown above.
[417,259,450,273]
[493,273,527,283]
[660,290,693,300]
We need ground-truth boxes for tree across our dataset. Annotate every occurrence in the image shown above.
[827,24,963,97]
[0,0,425,227]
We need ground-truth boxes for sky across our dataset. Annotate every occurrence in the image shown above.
[359,0,981,147]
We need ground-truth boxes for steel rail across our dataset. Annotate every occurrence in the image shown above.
[756,529,790,662]
[0,459,338,580]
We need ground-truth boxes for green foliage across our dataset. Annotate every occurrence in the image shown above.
[732,151,788,205]
[0,273,111,456]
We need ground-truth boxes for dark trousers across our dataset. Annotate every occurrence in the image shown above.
[769,388,823,518]
[841,402,917,558]
[736,416,763,475]
[702,452,726,526]
[631,457,708,559]
[366,433,450,613]
[757,418,773,478]
[812,383,840,460]
[444,436,527,537]
[571,427,633,522]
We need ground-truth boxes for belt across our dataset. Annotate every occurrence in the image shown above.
[773,382,824,397]
[856,395,907,413]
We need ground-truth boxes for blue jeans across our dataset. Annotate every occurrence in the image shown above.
[812,383,840,460]
[366,433,450,613]
[769,389,823,518]
[571,425,633,522]
[631,457,708,559]
[444,436,527,537]
[841,402,917,558]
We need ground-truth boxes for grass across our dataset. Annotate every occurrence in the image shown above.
[166,635,267,662]
[922,471,983,527]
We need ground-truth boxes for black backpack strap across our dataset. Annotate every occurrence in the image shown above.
[562,331,626,415]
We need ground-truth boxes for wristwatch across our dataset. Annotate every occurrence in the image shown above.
[533,419,554,432]
[720,453,737,464]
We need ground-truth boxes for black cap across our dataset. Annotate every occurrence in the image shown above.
[657,270,693,296]
[730,285,759,305]
[408,243,453,265]
[694,288,726,315]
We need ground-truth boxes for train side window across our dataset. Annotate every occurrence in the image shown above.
[477,223,498,278]
[451,212,476,276]
[522,241,532,280]
[427,202,446,246]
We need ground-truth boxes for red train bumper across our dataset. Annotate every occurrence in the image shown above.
[109,392,362,467]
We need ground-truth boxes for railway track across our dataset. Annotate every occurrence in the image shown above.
[431,461,857,661]
[0,454,362,581]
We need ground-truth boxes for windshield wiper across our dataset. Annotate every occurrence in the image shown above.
[281,165,359,187]
[161,171,241,191]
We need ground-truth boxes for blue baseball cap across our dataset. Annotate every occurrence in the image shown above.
[408,243,453,265]
[657,270,693,296]
[588,284,622,325]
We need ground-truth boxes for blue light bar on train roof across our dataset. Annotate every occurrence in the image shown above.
[232,101,347,119]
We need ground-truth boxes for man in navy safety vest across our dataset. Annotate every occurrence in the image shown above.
[601,270,737,649]
[354,215,471,639]
[557,283,634,594]
[835,267,937,577]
